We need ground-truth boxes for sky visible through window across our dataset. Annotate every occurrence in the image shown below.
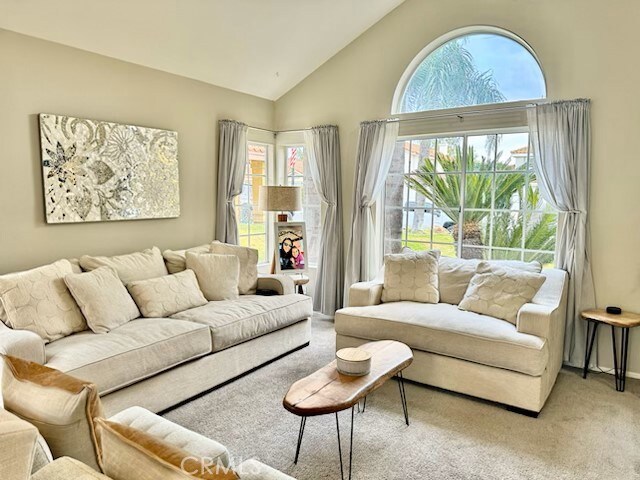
[401,33,546,113]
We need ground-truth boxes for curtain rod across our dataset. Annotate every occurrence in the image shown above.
[247,126,312,134]
[393,103,536,123]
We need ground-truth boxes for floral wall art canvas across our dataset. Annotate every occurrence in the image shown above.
[39,113,180,223]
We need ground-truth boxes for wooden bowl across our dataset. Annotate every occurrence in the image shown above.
[336,347,372,376]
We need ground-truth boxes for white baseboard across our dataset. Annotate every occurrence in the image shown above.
[587,365,640,380]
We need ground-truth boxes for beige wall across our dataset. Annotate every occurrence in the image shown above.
[274,0,640,375]
[0,29,274,273]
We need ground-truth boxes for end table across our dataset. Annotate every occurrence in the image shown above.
[581,308,640,392]
[292,274,309,295]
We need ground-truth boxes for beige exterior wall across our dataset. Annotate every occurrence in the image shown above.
[0,29,274,273]
[274,0,640,375]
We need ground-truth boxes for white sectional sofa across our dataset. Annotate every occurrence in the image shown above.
[335,259,568,414]
[0,245,313,416]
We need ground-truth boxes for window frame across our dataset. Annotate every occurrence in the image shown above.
[391,25,547,115]
[384,126,557,264]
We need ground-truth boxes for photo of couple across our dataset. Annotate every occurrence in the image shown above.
[276,222,307,272]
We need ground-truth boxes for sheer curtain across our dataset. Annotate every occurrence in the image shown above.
[527,99,596,367]
[344,120,399,303]
[303,125,344,314]
[215,120,248,244]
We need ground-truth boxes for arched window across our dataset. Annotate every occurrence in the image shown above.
[385,28,556,266]
[393,28,546,114]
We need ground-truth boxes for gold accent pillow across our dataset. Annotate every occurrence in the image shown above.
[381,250,440,304]
[1,355,104,471]
[0,260,86,342]
[458,262,546,324]
[127,270,208,318]
[95,418,238,480]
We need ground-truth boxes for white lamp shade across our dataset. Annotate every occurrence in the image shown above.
[259,186,302,212]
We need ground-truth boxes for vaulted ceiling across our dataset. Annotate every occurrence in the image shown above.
[0,0,405,100]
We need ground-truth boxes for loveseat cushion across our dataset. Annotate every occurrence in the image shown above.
[45,318,212,395]
[170,294,312,352]
[335,302,548,376]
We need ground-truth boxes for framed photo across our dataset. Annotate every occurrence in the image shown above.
[274,222,308,274]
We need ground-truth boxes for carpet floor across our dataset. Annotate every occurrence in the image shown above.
[164,316,640,480]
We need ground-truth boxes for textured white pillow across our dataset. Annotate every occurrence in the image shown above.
[458,262,546,324]
[162,244,211,274]
[79,247,168,284]
[0,260,87,342]
[210,241,259,295]
[64,267,140,334]
[127,269,208,318]
[438,257,543,305]
[185,252,240,301]
[381,250,440,303]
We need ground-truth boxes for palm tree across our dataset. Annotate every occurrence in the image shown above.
[406,146,556,261]
[401,38,506,113]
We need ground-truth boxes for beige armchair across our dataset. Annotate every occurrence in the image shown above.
[0,409,39,480]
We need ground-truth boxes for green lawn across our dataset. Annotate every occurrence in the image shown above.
[238,223,267,261]
[405,229,457,257]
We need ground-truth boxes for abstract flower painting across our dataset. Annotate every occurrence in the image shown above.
[39,113,180,223]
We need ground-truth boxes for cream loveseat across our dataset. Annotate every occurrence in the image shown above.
[335,258,568,414]
[0,244,313,416]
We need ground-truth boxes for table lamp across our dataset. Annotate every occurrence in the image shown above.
[259,186,302,222]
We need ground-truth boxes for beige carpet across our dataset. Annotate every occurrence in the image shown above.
[164,316,640,479]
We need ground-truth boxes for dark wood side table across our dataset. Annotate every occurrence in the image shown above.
[581,308,640,392]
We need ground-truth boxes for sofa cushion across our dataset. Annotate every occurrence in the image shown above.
[163,244,211,274]
[64,267,140,334]
[32,457,113,480]
[1,355,103,470]
[171,294,312,352]
[459,262,546,324]
[381,250,439,304]
[210,241,259,295]
[438,257,543,305]
[335,302,548,376]
[109,406,229,467]
[0,260,87,342]
[45,318,212,395]
[127,270,208,318]
[80,247,168,284]
[95,418,238,480]
[186,253,239,301]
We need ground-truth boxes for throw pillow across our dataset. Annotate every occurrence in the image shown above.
[1,355,104,471]
[95,418,238,480]
[381,250,440,303]
[438,257,543,305]
[162,244,211,274]
[0,260,86,342]
[458,262,546,324]
[185,253,239,301]
[79,247,168,284]
[127,270,208,318]
[64,267,140,334]
[210,241,259,295]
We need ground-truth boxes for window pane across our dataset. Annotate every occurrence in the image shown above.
[433,243,457,258]
[524,213,557,251]
[467,135,496,172]
[461,246,489,260]
[465,174,492,208]
[496,133,530,170]
[491,249,523,261]
[494,172,526,210]
[400,33,545,113]
[525,251,555,268]
[492,211,523,249]
[435,137,463,172]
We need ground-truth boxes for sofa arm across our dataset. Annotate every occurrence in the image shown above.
[32,457,112,479]
[236,459,296,480]
[0,322,45,364]
[349,282,383,307]
[0,409,39,480]
[516,303,558,338]
[257,275,295,296]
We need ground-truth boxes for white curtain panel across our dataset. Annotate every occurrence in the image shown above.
[304,125,344,314]
[527,99,596,367]
[344,120,399,304]
[215,120,248,244]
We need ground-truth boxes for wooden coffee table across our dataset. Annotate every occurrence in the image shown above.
[283,340,413,480]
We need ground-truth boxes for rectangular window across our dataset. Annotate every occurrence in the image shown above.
[235,143,269,262]
[284,146,321,266]
[384,131,557,267]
